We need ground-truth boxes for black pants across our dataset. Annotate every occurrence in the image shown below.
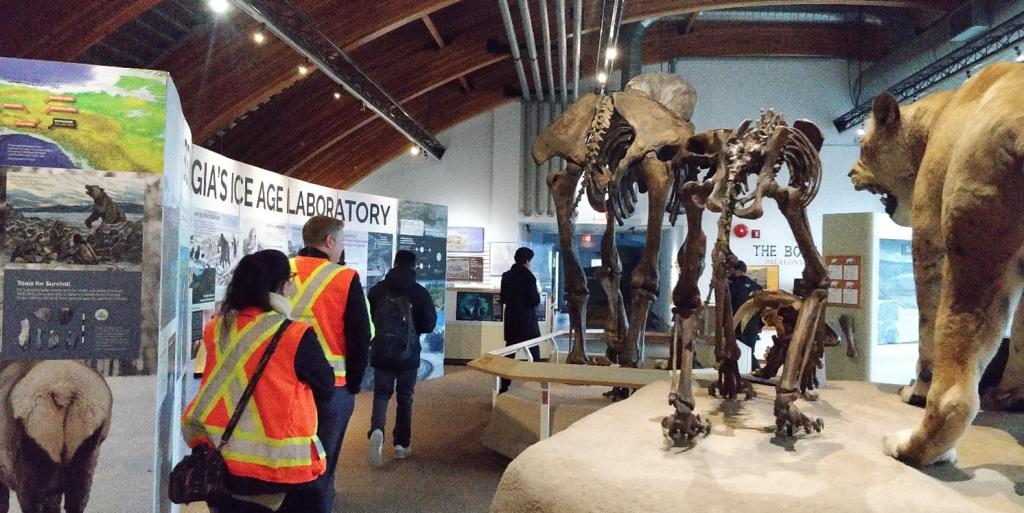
[370,366,418,447]
[209,497,274,513]
[499,345,541,393]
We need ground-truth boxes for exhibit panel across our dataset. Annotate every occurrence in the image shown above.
[0,57,190,513]
[822,212,915,384]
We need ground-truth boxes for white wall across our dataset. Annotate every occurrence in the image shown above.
[354,57,889,294]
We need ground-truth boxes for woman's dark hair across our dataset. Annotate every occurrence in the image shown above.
[514,247,534,265]
[221,249,291,315]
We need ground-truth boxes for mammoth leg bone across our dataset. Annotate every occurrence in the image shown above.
[771,187,826,435]
[620,157,674,369]
[708,209,750,400]
[596,202,628,365]
[663,312,712,445]
[664,181,712,445]
[549,166,590,364]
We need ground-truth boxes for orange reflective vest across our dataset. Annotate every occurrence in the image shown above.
[290,256,359,387]
[181,309,326,485]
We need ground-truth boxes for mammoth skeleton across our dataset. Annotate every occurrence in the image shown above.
[534,73,833,439]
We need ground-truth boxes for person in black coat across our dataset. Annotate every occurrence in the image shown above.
[365,250,437,466]
[728,260,763,372]
[499,247,542,393]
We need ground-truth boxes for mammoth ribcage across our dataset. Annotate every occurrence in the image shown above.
[597,110,643,222]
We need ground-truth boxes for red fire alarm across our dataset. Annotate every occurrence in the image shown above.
[733,224,749,238]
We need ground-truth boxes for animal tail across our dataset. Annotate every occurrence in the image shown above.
[10,362,112,464]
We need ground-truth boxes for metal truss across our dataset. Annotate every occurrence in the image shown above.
[833,10,1024,133]
[231,0,446,160]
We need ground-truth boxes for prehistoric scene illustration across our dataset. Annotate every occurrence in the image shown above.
[2,167,146,267]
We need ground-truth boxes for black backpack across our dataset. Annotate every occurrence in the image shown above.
[371,290,417,367]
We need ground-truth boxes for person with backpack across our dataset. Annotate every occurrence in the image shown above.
[366,250,437,467]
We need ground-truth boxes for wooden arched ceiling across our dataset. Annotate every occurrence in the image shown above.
[7,0,963,187]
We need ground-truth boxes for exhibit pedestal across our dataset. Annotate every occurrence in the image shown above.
[491,380,1024,513]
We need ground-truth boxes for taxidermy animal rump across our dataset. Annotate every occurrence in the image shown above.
[0,361,111,512]
[849,61,1024,466]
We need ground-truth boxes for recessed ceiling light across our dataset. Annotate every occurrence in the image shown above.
[208,0,230,15]
[410,146,421,156]
[333,91,341,100]
[253,31,265,44]
[298,64,309,75]
[596,72,608,84]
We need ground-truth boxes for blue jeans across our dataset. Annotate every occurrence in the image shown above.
[280,387,354,513]
[369,366,418,447]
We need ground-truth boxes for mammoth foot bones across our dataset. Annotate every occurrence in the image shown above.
[774,391,824,437]
[662,393,712,447]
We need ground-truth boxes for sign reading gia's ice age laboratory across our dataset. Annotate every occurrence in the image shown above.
[187,146,396,233]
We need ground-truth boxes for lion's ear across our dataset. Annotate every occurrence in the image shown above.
[871,92,900,128]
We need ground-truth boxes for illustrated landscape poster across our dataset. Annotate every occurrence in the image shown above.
[447,226,484,252]
[878,239,917,345]
[0,57,167,173]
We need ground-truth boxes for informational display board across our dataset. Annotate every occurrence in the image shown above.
[447,226,484,252]
[0,57,182,513]
[447,256,484,281]
[826,255,862,307]
[455,290,503,322]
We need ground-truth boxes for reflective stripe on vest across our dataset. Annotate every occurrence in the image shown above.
[182,312,325,469]
[290,259,347,380]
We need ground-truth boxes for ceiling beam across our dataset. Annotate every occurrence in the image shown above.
[646,21,896,61]
[0,0,162,61]
[225,19,893,183]
[154,0,459,142]
[611,0,957,28]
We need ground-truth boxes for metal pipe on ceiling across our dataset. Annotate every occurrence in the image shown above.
[592,0,610,95]
[572,0,582,100]
[519,0,546,101]
[539,0,557,102]
[556,0,568,105]
[498,0,532,101]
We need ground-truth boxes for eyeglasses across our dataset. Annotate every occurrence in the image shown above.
[289,272,298,280]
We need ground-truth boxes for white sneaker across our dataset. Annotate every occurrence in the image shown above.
[368,429,384,467]
[393,445,412,460]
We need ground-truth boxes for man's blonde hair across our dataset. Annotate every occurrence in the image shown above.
[302,215,345,246]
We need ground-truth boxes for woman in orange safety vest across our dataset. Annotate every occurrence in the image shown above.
[182,250,335,513]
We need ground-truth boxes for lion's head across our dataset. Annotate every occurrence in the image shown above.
[848,93,919,227]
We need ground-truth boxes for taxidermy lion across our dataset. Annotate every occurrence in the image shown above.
[849,61,1024,466]
[84,185,127,228]
[0,361,112,512]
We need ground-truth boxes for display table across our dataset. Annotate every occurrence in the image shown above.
[491,380,1024,513]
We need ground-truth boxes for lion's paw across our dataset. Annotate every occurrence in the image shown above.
[883,429,957,466]
[882,429,913,459]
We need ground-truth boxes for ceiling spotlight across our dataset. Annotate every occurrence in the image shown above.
[1016,46,1024,63]
[333,91,341,100]
[596,72,608,84]
[298,64,309,75]
[605,47,618,60]
[410,146,421,156]
[208,0,230,14]
[253,31,265,44]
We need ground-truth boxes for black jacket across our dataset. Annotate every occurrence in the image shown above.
[296,247,372,394]
[728,274,763,337]
[367,266,437,370]
[501,264,541,344]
